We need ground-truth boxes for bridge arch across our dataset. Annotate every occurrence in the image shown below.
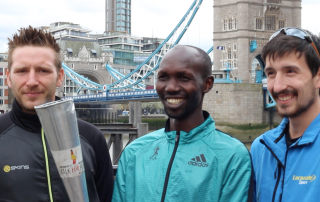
[74,69,109,85]
[250,48,266,83]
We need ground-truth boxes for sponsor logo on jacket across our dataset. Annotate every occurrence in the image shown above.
[293,175,316,185]
[3,165,29,172]
[188,154,209,167]
[150,146,159,160]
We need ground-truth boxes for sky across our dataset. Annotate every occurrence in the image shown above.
[0,0,319,53]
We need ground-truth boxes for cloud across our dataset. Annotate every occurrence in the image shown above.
[302,4,320,35]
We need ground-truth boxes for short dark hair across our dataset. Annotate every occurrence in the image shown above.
[185,45,212,78]
[8,26,61,71]
[261,30,320,77]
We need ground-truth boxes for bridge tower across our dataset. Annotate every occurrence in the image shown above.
[213,0,301,83]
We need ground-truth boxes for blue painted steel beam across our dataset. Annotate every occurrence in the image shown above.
[62,63,104,90]
[108,0,204,91]
[107,0,199,89]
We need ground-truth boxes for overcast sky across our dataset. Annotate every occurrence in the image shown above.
[0,0,319,53]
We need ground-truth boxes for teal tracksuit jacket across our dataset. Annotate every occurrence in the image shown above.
[251,114,320,202]
[112,111,253,202]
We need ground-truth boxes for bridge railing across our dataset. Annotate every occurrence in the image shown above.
[63,89,159,103]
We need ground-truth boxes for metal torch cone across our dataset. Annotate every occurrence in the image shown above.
[34,99,89,202]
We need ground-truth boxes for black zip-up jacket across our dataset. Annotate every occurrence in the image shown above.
[0,99,114,202]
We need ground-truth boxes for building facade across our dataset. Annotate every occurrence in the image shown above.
[0,62,9,113]
[213,0,301,83]
[44,22,92,40]
[105,0,131,34]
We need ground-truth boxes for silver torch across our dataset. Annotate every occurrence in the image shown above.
[34,99,89,202]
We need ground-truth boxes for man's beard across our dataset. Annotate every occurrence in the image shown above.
[274,88,316,118]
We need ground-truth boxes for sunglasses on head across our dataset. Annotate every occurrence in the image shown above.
[269,27,320,58]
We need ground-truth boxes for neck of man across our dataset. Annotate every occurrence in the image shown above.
[289,99,320,139]
[169,107,205,133]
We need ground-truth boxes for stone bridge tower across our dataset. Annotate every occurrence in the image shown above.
[213,0,301,83]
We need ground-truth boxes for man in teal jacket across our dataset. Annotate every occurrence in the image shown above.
[112,45,253,202]
[251,28,320,201]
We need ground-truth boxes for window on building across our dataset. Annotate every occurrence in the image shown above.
[117,15,126,20]
[116,9,126,14]
[265,15,276,31]
[227,48,232,60]
[279,20,285,29]
[116,21,126,26]
[228,19,232,30]
[234,53,237,59]
[0,100,3,105]
[116,27,126,32]
[233,44,237,51]
[234,62,237,68]
[0,68,3,75]
[256,18,263,30]
[224,19,227,31]
[0,89,2,96]
[94,65,97,70]
[91,49,97,57]
[71,64,74,69]
[234,18,237,29]
[116,2,126,8]
[0,78,3,86]
[124,45,131,50]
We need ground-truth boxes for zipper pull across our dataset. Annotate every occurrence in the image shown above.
[175,131,180,142]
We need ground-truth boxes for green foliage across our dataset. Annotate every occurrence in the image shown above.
[117,118,129,123]
[216,123,279,130]
[116,117,166,130]
[142,118,166,130]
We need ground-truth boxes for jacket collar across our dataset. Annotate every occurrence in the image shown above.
[261,113,320,165]
[164,111,215,144]
[9,97,61,133]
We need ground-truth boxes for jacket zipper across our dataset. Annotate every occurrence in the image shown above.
[259,139,284,202]
[260,139,312,202]
[278,150,288,202]
[161,131,180,202]
[278,143,310,201]
[272,163,281,202]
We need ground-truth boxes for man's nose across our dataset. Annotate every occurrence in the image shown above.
[26,70,39,86]
[165,78,180,92]
[272,74,287,93]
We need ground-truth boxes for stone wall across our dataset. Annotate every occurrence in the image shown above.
[203,83,282,124]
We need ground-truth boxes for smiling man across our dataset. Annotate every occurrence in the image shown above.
[0,26,114,202]
[112,45,253,202]
[250,28,320,202]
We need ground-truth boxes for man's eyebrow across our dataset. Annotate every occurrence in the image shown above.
[264,66,274,73]
[264,65,300,73]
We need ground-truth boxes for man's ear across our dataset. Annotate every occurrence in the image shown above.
[6,69,12,88]
[203,76,214,93]
[56,68,64,87]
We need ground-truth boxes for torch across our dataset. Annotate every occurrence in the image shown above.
[34,99,89,202]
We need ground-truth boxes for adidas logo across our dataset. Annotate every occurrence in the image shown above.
[188,154,209,167]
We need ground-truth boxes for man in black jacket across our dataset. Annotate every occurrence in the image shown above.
[0,26,114,202]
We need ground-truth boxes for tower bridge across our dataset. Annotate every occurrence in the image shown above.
[57,0,304,126]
